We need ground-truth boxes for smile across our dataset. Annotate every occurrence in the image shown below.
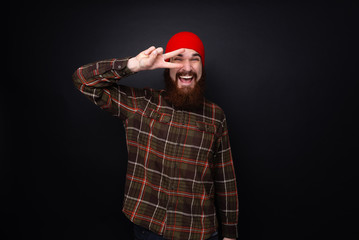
[178,75,194,85]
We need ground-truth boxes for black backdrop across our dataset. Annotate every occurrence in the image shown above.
[3,1,357,240]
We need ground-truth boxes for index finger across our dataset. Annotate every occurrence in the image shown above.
[162,61,184,69]
[163,48,185,60]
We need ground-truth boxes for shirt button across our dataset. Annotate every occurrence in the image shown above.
[118,65,121,69]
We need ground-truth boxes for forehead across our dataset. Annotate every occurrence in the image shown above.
[176,48,200,57]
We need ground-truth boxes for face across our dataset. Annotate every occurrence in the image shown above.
[169,48,203,91]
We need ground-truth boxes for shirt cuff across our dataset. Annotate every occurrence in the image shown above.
[112,58,135,78]
[221,223,238,239]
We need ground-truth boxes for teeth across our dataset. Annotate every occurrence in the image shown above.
[180,76,193,79]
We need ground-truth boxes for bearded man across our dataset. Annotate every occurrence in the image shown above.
[73,32,239,240]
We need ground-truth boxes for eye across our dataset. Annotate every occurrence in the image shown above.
[191,58,200,61]
[173,57,183,61]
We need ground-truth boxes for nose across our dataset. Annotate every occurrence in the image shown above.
[182,59,192,71]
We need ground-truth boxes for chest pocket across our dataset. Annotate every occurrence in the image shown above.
[144,108,171,123]
[196,121,216,133]
[195,121,218,151]
[137,108,171,145]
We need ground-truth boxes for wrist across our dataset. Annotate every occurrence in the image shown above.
[127,57,140,72]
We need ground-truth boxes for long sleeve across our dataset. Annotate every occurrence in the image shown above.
[72,58,144,120]
[213,115,239,239]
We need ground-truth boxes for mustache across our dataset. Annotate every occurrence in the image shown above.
[176,70,198,80]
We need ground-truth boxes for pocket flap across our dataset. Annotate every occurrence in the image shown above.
[196,121,216,133]
[143,108,170,123]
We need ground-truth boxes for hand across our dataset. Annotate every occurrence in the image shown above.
[223,238,236,240]
[127,46,184,72]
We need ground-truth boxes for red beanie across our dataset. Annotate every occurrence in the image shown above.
[165,32,205,66]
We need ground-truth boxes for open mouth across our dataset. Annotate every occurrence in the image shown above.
[177,71,197,86]
[178,75,194,85]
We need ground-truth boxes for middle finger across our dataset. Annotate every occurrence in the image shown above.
[163,48,185,60]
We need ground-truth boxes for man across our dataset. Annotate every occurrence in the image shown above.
[73,32,238,240]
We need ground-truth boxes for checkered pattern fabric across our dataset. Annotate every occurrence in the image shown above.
[72,58,239,240]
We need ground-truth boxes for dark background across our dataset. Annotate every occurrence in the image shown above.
[3,1,357,239]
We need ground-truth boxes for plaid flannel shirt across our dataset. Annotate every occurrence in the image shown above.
[72,58,239,240]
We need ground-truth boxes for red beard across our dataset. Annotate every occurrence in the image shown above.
[163,69,206,111]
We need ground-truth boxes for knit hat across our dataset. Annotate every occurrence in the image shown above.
[165,32,205,66]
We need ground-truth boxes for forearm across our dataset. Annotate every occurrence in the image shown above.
[214,118,239,239]
[72,58,133,89]
[215,174,239,239]
[72,58,139,119]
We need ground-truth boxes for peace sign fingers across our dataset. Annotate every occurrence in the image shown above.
[163,48,185,61]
